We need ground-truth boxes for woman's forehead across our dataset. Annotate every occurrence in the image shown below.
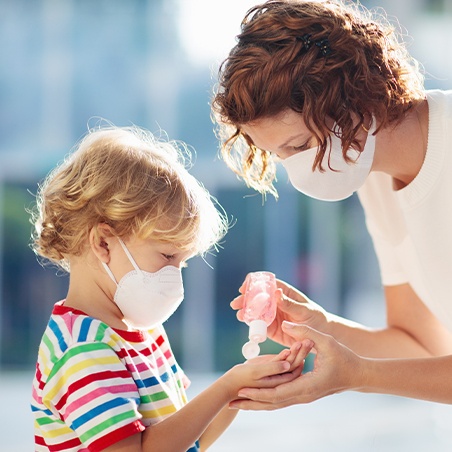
[241,111,309,146]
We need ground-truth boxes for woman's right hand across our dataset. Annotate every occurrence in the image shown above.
[231,277,331,347]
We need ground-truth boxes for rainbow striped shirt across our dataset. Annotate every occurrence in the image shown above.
[31,301,199,451]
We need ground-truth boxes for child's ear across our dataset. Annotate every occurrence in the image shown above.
[90,223,115,263]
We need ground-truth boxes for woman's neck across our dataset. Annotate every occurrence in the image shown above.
[372,99,428,190]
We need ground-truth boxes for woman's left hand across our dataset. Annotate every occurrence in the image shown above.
[230,322,364,410]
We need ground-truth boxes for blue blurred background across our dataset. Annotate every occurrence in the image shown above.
[1,0,452,450]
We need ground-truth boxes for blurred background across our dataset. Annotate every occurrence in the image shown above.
[1,0,452,450]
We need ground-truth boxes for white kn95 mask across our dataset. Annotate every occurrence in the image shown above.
[281,120,376,201]
[102,238,184,330]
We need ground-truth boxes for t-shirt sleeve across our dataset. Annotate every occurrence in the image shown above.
[365,216,408,286]
[41,341,145,452]
[358,173,409,287]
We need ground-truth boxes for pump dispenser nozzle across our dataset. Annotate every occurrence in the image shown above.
[241,272,277,360]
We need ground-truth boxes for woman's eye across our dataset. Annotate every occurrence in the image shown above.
[292,141,310,152]
[292,137,315,152]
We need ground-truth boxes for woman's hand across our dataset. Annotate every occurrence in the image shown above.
[229,322,364,410]
[231,277,330,347]
[220,340,314,402]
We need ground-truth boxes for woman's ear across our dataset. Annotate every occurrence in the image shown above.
[90,223,115,263]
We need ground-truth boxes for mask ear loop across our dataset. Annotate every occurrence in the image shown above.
[117,238,145,278]
[102,237,144,284]
[102,262,118,285]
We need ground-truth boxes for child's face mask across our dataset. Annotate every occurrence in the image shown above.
[102,238,184,330]
[281,122,376,202]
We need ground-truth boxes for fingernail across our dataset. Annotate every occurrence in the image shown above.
[238,391,247,398]
[282,321,296,329]
[229,404,239,410]
[280,349,290,358]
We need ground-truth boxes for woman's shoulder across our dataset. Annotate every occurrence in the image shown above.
[426,89,452,116]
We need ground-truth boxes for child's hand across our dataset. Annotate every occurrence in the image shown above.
[220,340,313,402]
[247,340,313,387]
[282,339,313,375]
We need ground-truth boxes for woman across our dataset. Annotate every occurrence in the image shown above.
[211,0,452,406]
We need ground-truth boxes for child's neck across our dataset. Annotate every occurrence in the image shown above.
[65,257,131,330]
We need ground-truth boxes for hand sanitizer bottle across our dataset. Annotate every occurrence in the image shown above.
[241,271,277,360]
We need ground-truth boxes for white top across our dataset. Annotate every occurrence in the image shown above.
[358,90,452,331]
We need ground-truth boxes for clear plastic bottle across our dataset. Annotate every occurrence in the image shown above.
[241,271,277,360]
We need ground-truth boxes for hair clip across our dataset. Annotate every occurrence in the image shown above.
[315,38,332,56]
[297,33,313,51]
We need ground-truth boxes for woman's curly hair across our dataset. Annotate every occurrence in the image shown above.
[31,126,228,272]
[212,0,425,196]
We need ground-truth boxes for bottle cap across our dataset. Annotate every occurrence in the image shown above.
[242,340,260,360]
[248,319,268,343]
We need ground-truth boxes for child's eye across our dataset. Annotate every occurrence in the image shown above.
[162,254,175,260]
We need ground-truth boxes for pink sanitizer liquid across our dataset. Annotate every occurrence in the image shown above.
[241,271,277,360]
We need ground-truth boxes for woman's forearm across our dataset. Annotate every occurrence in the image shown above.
[230,324,452,411]
[275,281,436,359]
[358,354,452,403]
[327,313,432,359]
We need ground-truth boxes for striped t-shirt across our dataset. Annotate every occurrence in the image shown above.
[31,301,199,451]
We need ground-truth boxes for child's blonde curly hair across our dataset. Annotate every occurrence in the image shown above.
[31,126,228,271]
[212,0,425,197]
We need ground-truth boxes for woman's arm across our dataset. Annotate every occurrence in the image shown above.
[326,283,452,358]
[232,279,452,359]
[361,354,452,403]
[230,322,452,411]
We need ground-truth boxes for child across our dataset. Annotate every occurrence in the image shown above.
[30,125,313,451]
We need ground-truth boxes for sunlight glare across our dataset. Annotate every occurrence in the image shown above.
[176,0,258,66]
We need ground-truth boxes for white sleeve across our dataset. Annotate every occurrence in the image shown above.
[358,173,409,287]
[364,216,408,286]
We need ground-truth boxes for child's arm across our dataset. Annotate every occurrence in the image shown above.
[104,341,312,452]
[198,340,312,451]
[198,405,238,451]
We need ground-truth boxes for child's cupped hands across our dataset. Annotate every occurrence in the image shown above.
[220,340,314,403]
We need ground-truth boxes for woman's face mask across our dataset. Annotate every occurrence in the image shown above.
[281,122,376,202]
